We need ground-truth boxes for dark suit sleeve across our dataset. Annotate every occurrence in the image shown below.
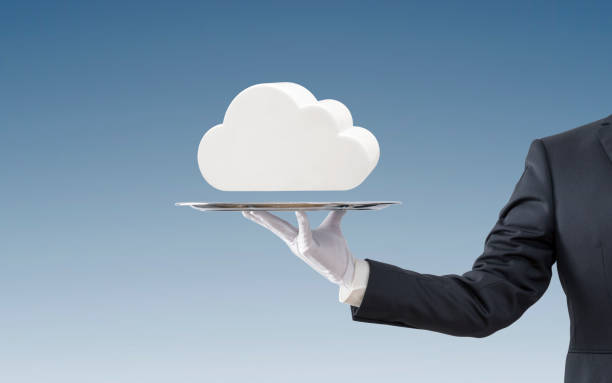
[351,139,557,337]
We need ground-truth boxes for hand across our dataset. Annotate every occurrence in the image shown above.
[241,210,355,286]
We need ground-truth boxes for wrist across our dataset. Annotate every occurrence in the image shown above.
[341,255,356,288]
[339,258,370,307]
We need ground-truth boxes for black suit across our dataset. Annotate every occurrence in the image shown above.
[351,115,612,382]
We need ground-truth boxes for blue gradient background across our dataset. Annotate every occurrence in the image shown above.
[2,1,611,382]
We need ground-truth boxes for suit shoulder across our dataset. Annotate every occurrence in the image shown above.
[539,114,611,152]
[540,114,611,145]
[533,114,611,175]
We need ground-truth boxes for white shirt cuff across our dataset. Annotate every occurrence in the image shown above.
[338,259,370,307]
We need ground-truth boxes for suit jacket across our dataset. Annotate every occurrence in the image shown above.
[351,115,612,382]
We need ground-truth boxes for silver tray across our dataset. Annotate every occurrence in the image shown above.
[175,201,401,211]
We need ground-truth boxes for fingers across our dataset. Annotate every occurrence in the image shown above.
[319,210,346,229]
[295,210,315,248]
[242,211,297,243]
[295,210,311,234]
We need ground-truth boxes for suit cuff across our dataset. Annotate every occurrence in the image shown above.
[338,258,370,307]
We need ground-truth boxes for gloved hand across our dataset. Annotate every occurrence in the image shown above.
[242,210,355,287]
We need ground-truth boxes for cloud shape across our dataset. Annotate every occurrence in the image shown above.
[197,82,380,191]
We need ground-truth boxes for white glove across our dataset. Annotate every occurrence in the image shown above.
[242,210,356,287]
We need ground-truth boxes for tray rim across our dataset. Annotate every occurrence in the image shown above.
[175,201,401,211]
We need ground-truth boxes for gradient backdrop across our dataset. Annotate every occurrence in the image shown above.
[2,1,612,382]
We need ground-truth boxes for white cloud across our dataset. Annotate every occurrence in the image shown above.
[197,82,380,191]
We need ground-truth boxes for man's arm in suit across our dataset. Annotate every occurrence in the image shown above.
[342,139,557,338]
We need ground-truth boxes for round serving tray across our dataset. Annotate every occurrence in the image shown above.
[175,201,401,211]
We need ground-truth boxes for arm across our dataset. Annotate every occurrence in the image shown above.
[350,139,557,337]
[339,259,370,306]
